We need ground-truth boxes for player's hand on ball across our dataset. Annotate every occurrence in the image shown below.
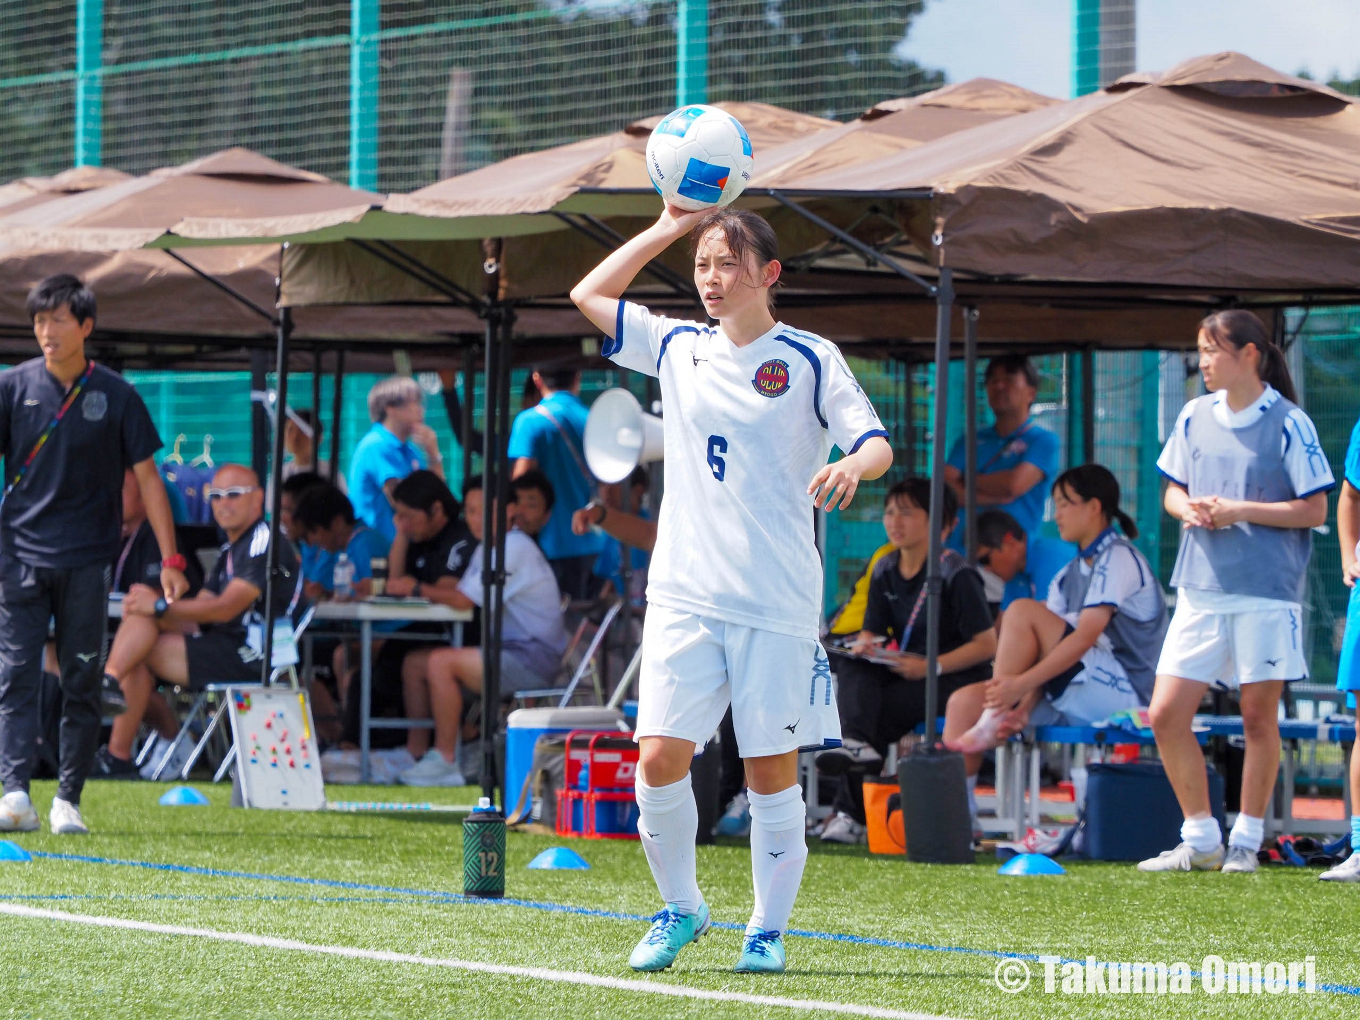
[808,460,864,512]
[657,203,706,236]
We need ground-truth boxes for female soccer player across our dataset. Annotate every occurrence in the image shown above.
[948,465,1165,753]
[571,205,892,974]
[1141,310,1333,874]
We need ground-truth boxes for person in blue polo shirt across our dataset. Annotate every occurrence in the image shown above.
[349,376,444,547]
[293,483,378,601]
[508,366,604,599]
[944,355,1060,554]
[973,509,1075,624]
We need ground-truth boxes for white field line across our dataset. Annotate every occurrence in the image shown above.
[0,902,968,1020]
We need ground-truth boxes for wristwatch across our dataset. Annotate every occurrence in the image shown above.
[583,500,607,527]
[153,598,168,618]
[412,581,423,598]
[161,554,187,571]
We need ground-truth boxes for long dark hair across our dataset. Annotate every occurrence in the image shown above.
[689,207,780,308]
[1052,464,1138,540]
[1199,310,1297,404]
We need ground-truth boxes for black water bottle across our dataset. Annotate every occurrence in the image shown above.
[462,796,506,898]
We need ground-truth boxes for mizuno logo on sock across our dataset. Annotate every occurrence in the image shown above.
[768,851,784,858]
[645,831,659,838]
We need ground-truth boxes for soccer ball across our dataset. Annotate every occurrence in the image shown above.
[645,105,754,212]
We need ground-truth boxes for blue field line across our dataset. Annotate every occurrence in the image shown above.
[23,850,1360,996]
[0,892,422,906]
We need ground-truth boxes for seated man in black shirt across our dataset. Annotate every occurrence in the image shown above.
[102,464,303,771]
[329,471,476,766]
[92,470,206,777]
[816,478,996,844]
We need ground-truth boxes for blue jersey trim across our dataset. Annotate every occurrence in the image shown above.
[1297,481,1337,499]
[847,429,889,455]
[657,324,705,372]
[774,335,826,428]
[601,300,625,358]
[1156,466,1186,487]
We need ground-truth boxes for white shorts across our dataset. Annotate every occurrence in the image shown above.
[1155,599,1307,689]
[1031,642,1143,727]
[635,605,841,757]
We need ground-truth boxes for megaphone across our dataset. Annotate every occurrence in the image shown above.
[585,388,664,484]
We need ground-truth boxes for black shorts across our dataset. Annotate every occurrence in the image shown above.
[183,629,264,689]
[1043,623,1084,701]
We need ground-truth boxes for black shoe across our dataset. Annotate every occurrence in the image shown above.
[100,673,127,716]
[814,740,884,777]
[90,746,141,780]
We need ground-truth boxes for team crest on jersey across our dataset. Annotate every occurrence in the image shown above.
[752,359,791,398]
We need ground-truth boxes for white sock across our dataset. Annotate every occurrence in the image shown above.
[747,785,808,934]
[1228,813,1265,853]
[965,774,979,827]
[635,775,702,915]
[1181,814,1223,854]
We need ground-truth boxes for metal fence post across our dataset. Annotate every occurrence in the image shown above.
[350,0,380,189]
[676,0,708,105]
[74,0,104,166]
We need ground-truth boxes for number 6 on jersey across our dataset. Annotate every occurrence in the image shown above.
[707,435,728,481]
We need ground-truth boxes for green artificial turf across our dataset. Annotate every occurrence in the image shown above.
[0,779,1354,1019]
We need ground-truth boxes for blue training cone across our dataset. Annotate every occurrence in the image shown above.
[159,786,210,807]
[0,840,31,862]
[998,853,1065,876]
[527,847,591,870]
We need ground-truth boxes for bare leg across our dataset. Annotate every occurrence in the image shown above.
[106,663,154,760]
[308,683,342,743]
[744,751,799,795]
[1237,680,1284,819]
[105,615,162,680]
[994,599,1070,679]
[144,691,178,738]
[427,647,484,762]
[1148,674,1212,818]
[402,648,435,757]
[943,682,989,776]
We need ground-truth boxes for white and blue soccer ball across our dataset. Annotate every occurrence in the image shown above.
[645,105,754,212]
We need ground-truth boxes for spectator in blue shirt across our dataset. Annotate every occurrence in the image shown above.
[293,484,378,602]
[944,355,1060,553]
[974,509,1075,625]
[349,376,444,546]
[508,367,604,599]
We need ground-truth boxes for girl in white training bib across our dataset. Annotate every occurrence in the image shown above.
[571,205,892,974]
[1141,310,1334,874]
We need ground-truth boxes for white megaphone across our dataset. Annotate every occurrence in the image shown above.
[584,388,664,484]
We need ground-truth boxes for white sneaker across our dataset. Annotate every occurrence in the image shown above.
[819,810,867,845]
[49,797,89,835]
[368,748,418,785]
[1221,845,1259,873]
[1137,841,1224,872]
[398,749,467,787]
[1319,852,1360,882]
[320,748,362,785]
[140,734,196,781]
[0,791,38,832]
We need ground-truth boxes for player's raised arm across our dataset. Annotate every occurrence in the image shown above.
[570,204,705,334]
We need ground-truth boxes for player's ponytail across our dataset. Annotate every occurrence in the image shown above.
[1199,309,1298,404]
[1052,464,1139,540]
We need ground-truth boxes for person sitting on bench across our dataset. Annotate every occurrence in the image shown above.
[815,478,996,845]
[949,464,1166,755]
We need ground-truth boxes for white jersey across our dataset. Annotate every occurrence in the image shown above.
[605,300,887,639]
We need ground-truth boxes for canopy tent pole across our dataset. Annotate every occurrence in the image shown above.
[922,267,954,745]
[553,213,697,302]
[1082,349,1096,465]
[478,305,502,803]
[249,350,270,482]
[329,349,345,484]
[163,250,280,326]
[770,193,937,295]
[490,306,515,808]
[259,299,293,685]
[963,307,979,562]
[349,239,485,311]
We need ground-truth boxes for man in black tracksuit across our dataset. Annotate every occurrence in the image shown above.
[0,275,187,836]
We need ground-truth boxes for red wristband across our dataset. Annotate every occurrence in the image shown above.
[161,554,187,571]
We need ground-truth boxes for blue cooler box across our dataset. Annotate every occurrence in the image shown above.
[504,707,626,821]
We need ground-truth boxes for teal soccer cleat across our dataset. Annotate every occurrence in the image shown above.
[628,902,711,971]
[734,926,786,974]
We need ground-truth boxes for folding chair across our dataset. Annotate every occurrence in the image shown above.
[147,605,315,782]
[513,597,626,708]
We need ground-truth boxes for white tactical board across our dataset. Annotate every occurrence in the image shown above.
[225,686,325,810]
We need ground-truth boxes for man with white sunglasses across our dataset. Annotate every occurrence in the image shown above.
[101,464,302,768]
